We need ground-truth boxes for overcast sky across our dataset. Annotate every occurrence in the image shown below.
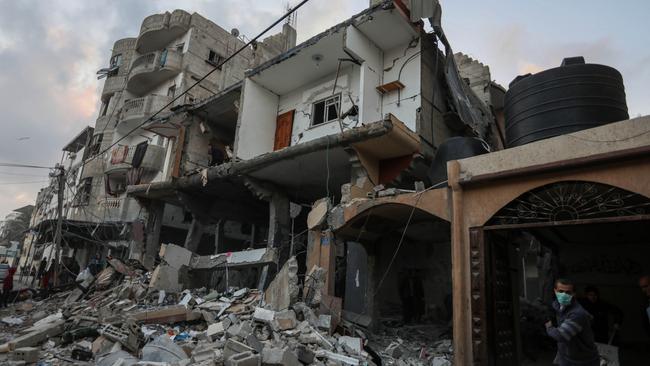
[0,0,648,219]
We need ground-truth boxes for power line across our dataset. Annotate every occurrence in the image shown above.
[0,163,53,169]
[0,171,49,177]
[0,180,50,185]
[83,0,311,169]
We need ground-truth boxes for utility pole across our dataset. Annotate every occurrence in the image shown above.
[52,164,65,287]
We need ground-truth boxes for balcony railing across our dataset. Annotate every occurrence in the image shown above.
[126,49,182,96]
[117,94,172,133]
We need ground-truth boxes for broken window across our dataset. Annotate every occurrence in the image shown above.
[74,177,92,207]
[89,133,103,157]
[100,95,112,117]
[176,43,185,53]
[207,49,224,70]
[108,54,122,76]
[167,85,176,98]
[312,94,340,126]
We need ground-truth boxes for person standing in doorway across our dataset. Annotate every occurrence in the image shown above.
[1,267,16,307]
[545,278,600,366]
[578,286,623,344]
[640,275,650,338]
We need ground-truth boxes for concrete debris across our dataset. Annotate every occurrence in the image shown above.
[264,256,299,311]
[0,254,451,366]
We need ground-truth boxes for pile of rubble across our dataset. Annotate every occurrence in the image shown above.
[0,244,452,365]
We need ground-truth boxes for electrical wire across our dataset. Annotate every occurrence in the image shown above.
[0,180,49,185]
[0,163,53,169]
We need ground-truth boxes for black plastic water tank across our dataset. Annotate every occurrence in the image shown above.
[504,57,628,147]
[428,137,490,186]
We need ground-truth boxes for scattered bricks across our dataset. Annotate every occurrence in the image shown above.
[338,336,363,354]
[293,303,319,328]
[261,347,301,366]
[252,307,275,324]
[11,347,39,363]
[223,339,255,360]
[207,322,225,340]
[245,334,264,353]
[273,310,297,331]
[317,350,360,365]
[99,324,129,347]
[225,351,261,366]
[296,345,315,364]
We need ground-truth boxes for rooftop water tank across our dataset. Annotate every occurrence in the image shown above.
[504,57,628,147]
[428,137,490,186]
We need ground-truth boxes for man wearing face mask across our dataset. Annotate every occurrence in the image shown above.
[545,278,600,366]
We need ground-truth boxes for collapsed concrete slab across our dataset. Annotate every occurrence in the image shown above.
[264,256,298,311]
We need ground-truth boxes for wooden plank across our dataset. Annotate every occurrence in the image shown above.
[274,110,294,151]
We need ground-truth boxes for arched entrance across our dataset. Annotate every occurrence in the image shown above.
[471,180,650,365]
[333,199,452,355]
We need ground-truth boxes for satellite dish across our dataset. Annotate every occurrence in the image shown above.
[231,28,240,37]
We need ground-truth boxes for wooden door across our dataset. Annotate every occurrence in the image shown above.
[274,110,294,151]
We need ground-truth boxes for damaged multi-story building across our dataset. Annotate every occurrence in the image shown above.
[20,1,650,364]
[22,9,296,272]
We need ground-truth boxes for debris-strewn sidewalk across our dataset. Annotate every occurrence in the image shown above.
[0,251,452,365]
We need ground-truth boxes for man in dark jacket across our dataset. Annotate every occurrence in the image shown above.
[640,275,650,338]
[545,278,600,366]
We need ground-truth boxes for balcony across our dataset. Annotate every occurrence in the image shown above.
[104,143,166,175]
[102,74,127,97]
[136,10,191,53]
[117,94,172,133]
[80,156,104,179]
[126,49,183,96]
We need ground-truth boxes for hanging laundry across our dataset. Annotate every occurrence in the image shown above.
[131,142,149,168]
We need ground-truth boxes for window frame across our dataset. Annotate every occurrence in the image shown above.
[207,49,224,70]
[310,94,341,127]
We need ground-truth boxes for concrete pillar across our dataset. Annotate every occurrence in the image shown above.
[144,200,164,270]
[268,192,290,266]
[184,216,204,253]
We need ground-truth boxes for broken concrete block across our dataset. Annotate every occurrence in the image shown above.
[129,305,191,324]
[149,263,183,292]
[303,266,326,307]
[261,347,301,366]
[207,322,225,339]
[338,336,362,354]
[431,356,452,366]
[317,350,360,365]
[252,307,275,323]
[11,347,39,363]
[296,345,315,364]
[191,343,224,364]
[91,336,114,355]
[224,339,254,360]
[8,320,65,350]
[264,256,299,311]
[273,309,297,331]
[225,351,261,366]
[245,334,264,353]
[163,244,193,269]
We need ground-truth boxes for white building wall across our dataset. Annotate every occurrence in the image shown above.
[278,66,360,146]
[234,78,279,159]
[381,42,421,131]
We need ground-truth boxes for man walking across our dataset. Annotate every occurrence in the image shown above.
[545,278,600,366]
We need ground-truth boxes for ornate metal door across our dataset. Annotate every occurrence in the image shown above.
[486,233,519,366]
